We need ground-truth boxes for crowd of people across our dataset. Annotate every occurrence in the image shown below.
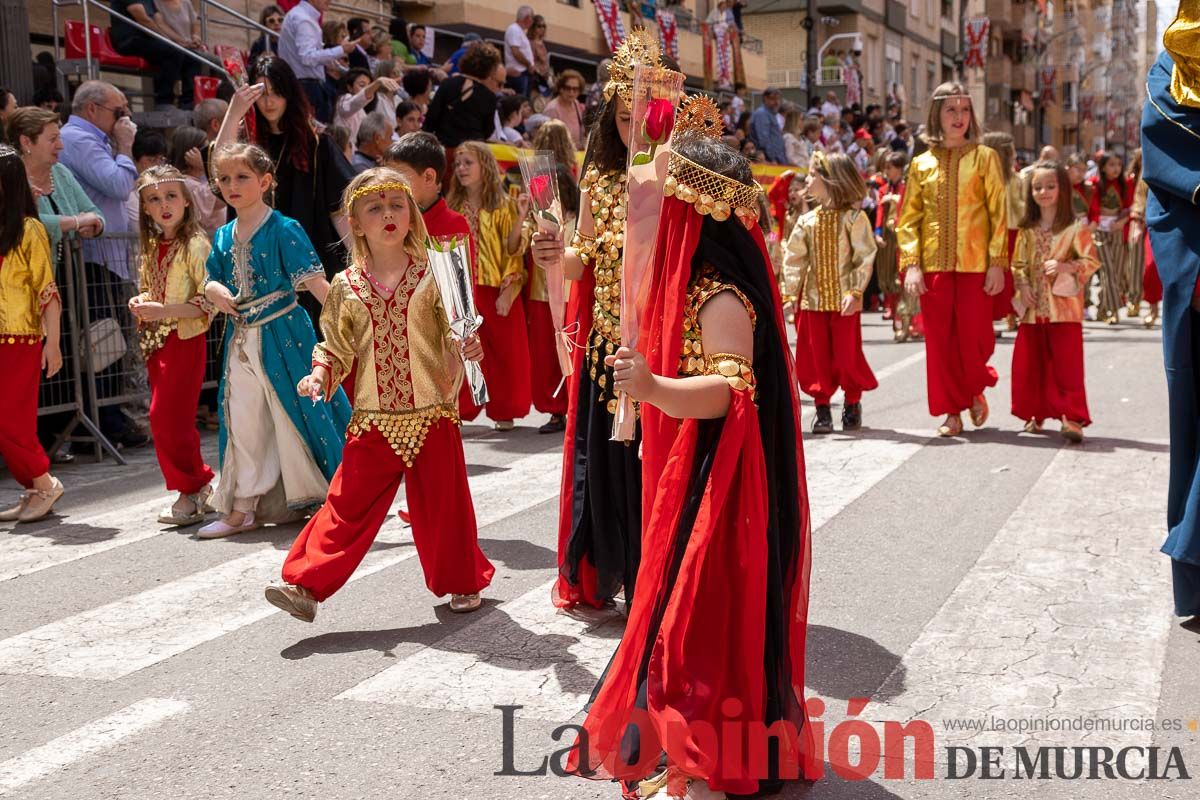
[0,10,1183,799]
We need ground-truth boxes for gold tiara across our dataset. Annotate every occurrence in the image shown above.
[604,28,663,105]
[344,180,412,215]
[673,95,724,141]
[809,150,828,174]
[663,150,763,228]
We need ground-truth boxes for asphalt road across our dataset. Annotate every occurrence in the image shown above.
[0,310,1195,800]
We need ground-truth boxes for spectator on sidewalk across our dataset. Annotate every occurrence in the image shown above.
[352,111,393,172]
[750,87,787,164]
[335,69,400,151]
[250,5,284,63]
[423,43,504,149]
[192,98,227,177]
[0,88,16,128]
[396,100,423,135]
[402,69,433,115]
[541,70,586,150]
[528,15,551,96]
[279,0,372,123]
[346,17,372,72]
[109,0,202,108]
[407,24,434,67]
[504,6,536,96]
[445,32,482,76]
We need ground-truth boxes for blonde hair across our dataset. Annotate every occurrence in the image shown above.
[531,120,576,174]
[925,82,981,144]
[446,141,507,213]
[981,131,1015,179]
[135,165,205,269]
[342,167,429,268]
[810,151,866,210]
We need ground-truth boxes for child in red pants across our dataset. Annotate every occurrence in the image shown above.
[783,151,878,434]
[0,147,64,523]
[128,166,215,526]
[1011,161,1101,442]
[266,168,494,623]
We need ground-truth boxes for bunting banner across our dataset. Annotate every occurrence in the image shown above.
[657,9,679,61]
[964,18,990,69]
[1080,95,1094,122]
[1039,66,1057,105]
[701,22,714,91]
[714,21,733,89]
[594,0,626,53]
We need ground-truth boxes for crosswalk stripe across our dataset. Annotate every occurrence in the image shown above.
[0,697,189,795]
[867,443,1172,752]
[0,451,563,682]
[338,433,927,719]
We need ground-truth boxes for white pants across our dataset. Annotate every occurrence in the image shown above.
[213,327,328,518]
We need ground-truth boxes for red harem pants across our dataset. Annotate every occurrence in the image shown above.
[795,310,878,405]
[921,271,999,416]
[1144,236,1163,305]
[0,342,50,488]
[281,419,495,602]
[525,298,568,416]
[460,285,532,422]
[991,229,1019,321]
[146,332,214,494]
[1011,321,1091,426]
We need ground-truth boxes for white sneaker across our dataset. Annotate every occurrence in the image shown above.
[196,512,260,539]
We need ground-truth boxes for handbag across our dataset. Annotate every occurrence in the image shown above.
[89,317,127,373]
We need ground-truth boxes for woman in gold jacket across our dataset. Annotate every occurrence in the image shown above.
[896,82,1009,437]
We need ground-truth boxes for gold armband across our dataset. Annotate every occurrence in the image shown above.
[705,352,755,394]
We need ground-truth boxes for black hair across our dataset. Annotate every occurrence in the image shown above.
[396,100,421,121]
[0,87,14,111]
[340,68,372,95]
[347,17,370,39]
[385,130,445,176]
[672,133,754,187]
[401,69,432,98]
[248,55,314,173]
[132,129,167,161]
[885,151,908,170]
[555,162,579,220]
[168,126,208,171]
[0,148,37,257]
[582,95,627,174]
[498,94,525,123]
[32,86,64,108]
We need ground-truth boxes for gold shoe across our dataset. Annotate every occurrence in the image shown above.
[1127,302,1140,318]
[493,420,515,432]
[264,584,318,622]
[17,478,64,523]
[937,414,963,437]
[1145,304,1159,328]
[1106,313,1119,325]
[1023,419,1043,434]
[449,593,482,613]
[1061,417,1084,443]
[969,393,989,428]
[0,492,32,522]
[893,327,909,343]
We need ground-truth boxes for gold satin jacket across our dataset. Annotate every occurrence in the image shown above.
[1131,178,1149,220]
[1012,222,1100,325]
[468,198,528,289]
[0,218,58,342]
[313,264,464,466]
[896,143,1009,273]
[781,207,877,312]
[1005,176,1027,230]
[135,235,214,348]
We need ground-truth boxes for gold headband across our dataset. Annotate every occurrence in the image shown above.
[809,150,828,175]
[603,28,663,106]
[344,180,412,215]
[663,150,763,228]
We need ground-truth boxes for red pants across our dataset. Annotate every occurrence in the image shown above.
[282,419,494,602]
[921,271,998,416]
[525,298,568,416]
[795,310,877,405]
[460,285,532,422]
[1144,237,1162,304]
[147,332,214,494]
[991,230,1019,320]
[0,343,50,488]
[1011,322,1090,425]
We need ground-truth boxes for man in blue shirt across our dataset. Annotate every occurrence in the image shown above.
[444,32,482,76]
[59,80,147,447]
[750,87,787,164]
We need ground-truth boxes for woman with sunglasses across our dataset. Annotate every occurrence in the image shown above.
[541,69,587,150]
[250,5,284,63]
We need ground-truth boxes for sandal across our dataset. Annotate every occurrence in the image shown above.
[969,393,989,428]
[937,414,963,437]
[449,593,482,613]
[157,486,212,526]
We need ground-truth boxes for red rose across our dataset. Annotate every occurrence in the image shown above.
[528,173,554,210]
[643,98,675,145]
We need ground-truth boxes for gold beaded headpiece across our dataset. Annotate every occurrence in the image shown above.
[662,95,763,228]
[809,149,829,175]
[604,28,664,106]
[344,180,412,216]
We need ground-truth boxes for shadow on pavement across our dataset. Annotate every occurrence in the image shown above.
[805,624,905,702]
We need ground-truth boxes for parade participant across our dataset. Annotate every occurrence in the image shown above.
[0,146,64,523]
[982,131,1023,333]
[1087,151,1132,325]
[783,151,877,434]
[1010,161,1099,442]
[446,141,532,430]
[1129,172,1161,328]
[524,164,577,434]
[1124,149,1146,320]
[874,151,913,340]
[1141,4,1200,624]
[570,125,820,799]
[528,29,663,611]
[896,82,1008,438]
[127,166,215,526]
[1066,153,1093,222]
[198,143,351,538]
[266,168,494,622]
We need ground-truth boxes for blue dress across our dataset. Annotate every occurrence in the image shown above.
[1141,50,1200,617]
[205,210,352,511]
